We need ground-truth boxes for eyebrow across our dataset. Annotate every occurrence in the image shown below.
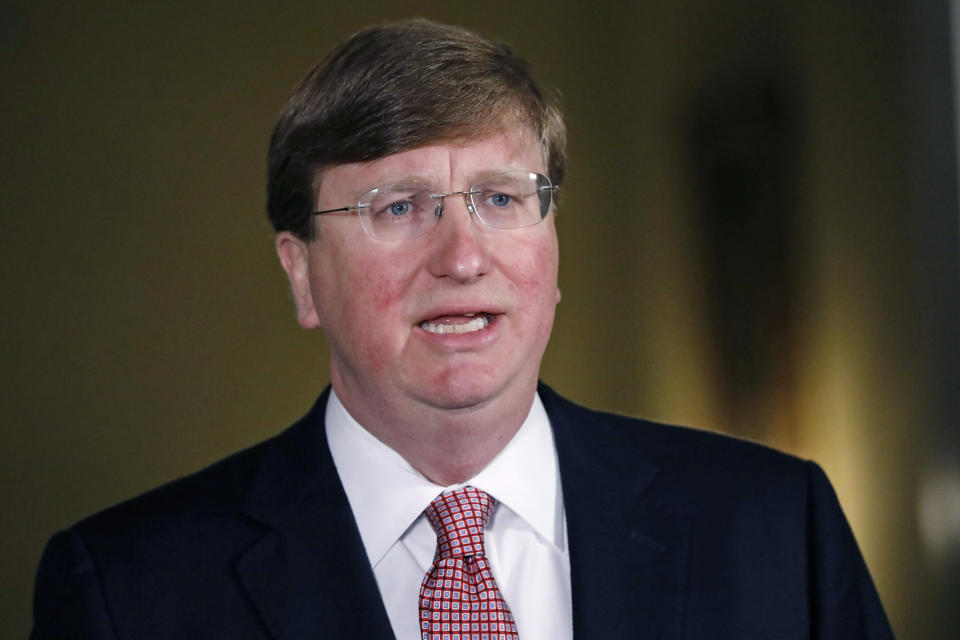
[370,175,436,191]
[364,169,539,192]
[470,169,528,181]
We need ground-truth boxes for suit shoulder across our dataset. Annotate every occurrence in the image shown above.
[71,393,331,543]
[540,383,813,489]
[70,434,272,545]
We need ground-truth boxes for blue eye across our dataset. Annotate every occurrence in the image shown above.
[490,193,511,207]
[389,201,412,216]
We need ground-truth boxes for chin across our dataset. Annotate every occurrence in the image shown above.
[413,371,503,411]
[416,365,536,413]
[422,385,497,412]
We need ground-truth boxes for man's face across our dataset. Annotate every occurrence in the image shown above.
[277,127,560,418]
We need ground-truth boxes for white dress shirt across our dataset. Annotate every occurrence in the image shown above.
[325,389,573,640]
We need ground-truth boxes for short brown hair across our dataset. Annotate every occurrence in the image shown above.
[266,18,566,239]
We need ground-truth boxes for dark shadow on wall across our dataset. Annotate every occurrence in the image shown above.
[687,52,803,445]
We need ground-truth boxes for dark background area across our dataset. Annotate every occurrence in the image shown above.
[2,1,958,637]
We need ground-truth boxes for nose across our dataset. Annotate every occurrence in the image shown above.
[426,192,490,282]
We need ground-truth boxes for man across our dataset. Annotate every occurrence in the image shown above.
[32,18,893,639]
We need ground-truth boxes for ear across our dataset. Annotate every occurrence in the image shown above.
[275,232,321,329]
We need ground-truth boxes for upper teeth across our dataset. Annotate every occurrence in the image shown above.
[421,315,490,334]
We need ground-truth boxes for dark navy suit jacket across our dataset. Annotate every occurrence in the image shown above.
[32,384,894,638]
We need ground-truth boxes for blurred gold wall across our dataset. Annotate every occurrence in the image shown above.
[2,0,957,637]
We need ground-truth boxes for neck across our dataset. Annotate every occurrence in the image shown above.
[331,377,537,486]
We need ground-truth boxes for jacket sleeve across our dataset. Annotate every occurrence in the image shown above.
[805,461,895,639]
[31,529,118,640]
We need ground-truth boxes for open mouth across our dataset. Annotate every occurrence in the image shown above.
[419,312,493,335]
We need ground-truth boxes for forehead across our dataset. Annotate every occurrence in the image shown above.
[317,128,544,201]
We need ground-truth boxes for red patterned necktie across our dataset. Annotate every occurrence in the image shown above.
[419,486,520,640]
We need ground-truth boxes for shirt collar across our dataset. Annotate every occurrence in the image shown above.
[325,388,563,567]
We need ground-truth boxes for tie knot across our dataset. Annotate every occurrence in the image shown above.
[424,486,495,559]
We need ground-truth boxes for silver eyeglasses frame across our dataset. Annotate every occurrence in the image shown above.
[312,171,559,241]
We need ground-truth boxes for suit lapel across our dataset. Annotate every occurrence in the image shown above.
[235,390,395,639]
[541,384,689,639]
[231,384,688,638]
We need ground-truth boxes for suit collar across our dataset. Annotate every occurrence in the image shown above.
[540,383,689,639]
[235,389,395,639]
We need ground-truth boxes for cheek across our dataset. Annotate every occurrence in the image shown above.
[328,253,415,358]
[499,230,560,344]
[363,251,416,315]
[327,250,408,315]
[374,272,404,312]
[510,232,560,299]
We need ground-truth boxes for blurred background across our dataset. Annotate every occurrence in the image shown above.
[2,0,958,637]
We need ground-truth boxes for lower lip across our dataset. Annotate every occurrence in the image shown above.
[415,314,501,347]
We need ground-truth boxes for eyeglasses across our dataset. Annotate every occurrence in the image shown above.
[313,170,558,241]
